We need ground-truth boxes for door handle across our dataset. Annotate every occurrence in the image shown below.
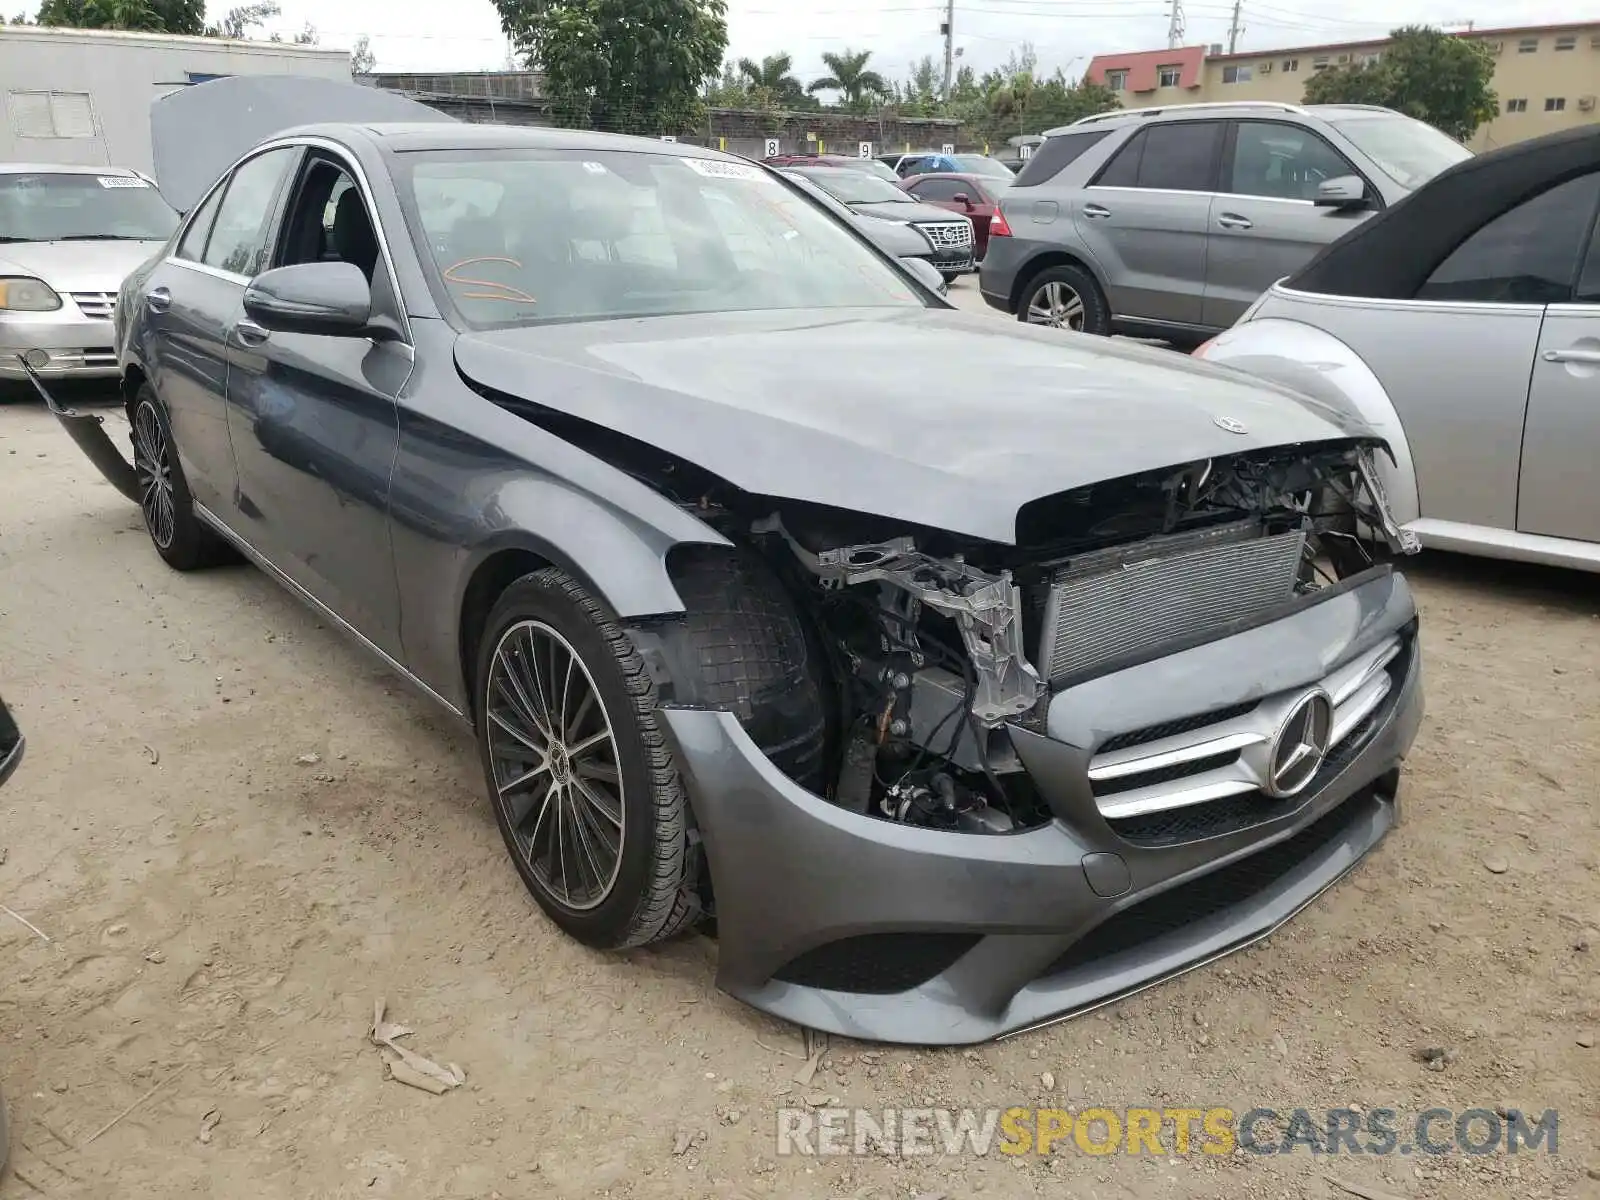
[234,319,270,346]
[1217,213,1253,230]
[145,286,171,314]
[1082,203,1111,218]
[1543,348,1600,365]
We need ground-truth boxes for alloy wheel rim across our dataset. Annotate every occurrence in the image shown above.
[485,619,625,912]
[1026,281,1086,331]
[132,400,176,549]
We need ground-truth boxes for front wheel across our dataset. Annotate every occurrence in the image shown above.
[1019,264,1111,336]
[476,569,699,950]
[130,386,234,571]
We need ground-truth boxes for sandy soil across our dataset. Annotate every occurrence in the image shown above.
[1,365,1597,1198]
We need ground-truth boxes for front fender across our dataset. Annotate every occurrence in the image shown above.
[1194,318,1419,526]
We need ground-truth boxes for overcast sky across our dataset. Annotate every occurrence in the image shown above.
[26,0,1600,77]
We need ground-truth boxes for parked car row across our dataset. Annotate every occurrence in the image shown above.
[778,165,977,281]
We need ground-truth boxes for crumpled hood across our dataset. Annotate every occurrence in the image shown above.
[0,240,166,292]
[454,307,1369,544]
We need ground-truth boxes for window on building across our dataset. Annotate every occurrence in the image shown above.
[1282,58,1300,72]
[1222,65,1254,84]
[1157,64,1182,87]
[1311,56,1330,70]
[1358,52,1382,65]
[1105,69,1128,91]
[1555,35,1577,50]
[1506,98,1528,113]
[1546,97,1567,112]
[1518,37,1539,52]
[6,90,97,139]
[1418,172,1600,304]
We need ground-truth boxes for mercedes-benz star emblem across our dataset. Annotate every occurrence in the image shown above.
[1213,415,1249,435]
[1264,691,1333,798]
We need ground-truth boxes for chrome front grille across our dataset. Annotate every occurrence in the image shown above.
[70,292,116,320]
[918,220,973,249]
[1036,521,1305,683]
[1086,633,1404,822]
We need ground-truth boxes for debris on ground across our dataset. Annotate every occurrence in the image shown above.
[1482,854,1510,874]
[296,753,321,766]
[792,1028,828,1086]
[369,998,465,1095]
[1414,1046,1455,1071]
[199,1108,221,1144]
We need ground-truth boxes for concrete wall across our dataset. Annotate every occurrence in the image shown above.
[1095,24,1600,150]
[0,25,351,175]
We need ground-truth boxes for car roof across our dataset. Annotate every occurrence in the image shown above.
[0,162,143,176]
[282,121,732,159]
[1042,101,1403,136]
[1288,121,1600,300]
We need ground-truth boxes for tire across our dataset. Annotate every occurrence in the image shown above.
[130,385,233,571]
[476,569,699,950]
[1018,263,1112,336]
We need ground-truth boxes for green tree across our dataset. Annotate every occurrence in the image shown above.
[807,48,887,112]
[496,0,728,135]
[1301,25,1495,141]
[350,33,376,74]
[205,1,279,38]
[737,53,805,106]
[34,0,205,34]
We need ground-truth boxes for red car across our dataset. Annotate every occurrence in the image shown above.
[899,172,1011,261]
[761,154,901,181]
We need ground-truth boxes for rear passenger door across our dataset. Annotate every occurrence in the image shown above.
[1203,120,1376,328]
[1074,120,1222,327]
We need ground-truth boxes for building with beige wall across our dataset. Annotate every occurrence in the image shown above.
[1085,22,1600,149]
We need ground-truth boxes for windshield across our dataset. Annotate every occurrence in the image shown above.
[1325,115,1473,190]
[398,149,923,329]
[796,170,912,205]
[0,172,177,242]
[845,159,902,182]
[954,156,1014,179]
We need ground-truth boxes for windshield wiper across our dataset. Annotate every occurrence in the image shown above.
[54,233,154,241]
[0,236,32,243]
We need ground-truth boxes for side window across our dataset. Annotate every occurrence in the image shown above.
[1011,130,1110,187]
[1576,204,1600,303]
[911,178,964,202]
[1095,129,1146,188]
[1417,173,1600,304]
[202,147,295,277]
[1228,121,1358,200]
[174,183,224,261]
[1136,122,1222,191]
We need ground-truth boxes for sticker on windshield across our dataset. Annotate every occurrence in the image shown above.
[582,161,607,175]
[98,175,149,188]
[680,158,765,182]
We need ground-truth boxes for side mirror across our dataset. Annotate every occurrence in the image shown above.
[1314,174,1372,209]
[952,192,973,209]
[901,256,948,295]
[243,261,378,338]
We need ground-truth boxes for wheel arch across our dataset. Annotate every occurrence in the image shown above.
[1009,248,1108,314]
[1194,317,1420,525]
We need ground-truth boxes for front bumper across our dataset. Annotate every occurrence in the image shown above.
[21,362,142,502]
[0,309,118,379]
[665,567,1422,1045]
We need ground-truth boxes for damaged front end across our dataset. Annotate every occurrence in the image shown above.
[20,360,141,504]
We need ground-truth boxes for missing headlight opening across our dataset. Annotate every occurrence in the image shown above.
[509,389,1416,840]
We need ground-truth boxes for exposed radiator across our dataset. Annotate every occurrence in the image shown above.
[1035,520,1306,683]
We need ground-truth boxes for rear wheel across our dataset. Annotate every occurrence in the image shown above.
[130,385,233,571]
[1019,264,1111,336]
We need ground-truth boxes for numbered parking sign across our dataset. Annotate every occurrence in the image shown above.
[941,143,955,155]
[1019,142,1033,160]
[858,141,873,159]
[764,137,781,158]
[660,134,677,143]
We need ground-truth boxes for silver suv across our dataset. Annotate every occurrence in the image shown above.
[978,101,1473,345]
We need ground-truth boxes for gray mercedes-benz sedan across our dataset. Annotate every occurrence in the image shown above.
[36,77,1423,1044]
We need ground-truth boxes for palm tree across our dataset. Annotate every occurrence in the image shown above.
[738,53,805,105]
[807,48,888,109]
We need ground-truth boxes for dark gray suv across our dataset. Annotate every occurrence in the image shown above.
[979,101,1473,345]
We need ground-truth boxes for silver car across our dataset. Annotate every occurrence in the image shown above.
[979,101,1473,345]
[787,166,977,280]
[0,164,178,385]
[1197,122,1600,573]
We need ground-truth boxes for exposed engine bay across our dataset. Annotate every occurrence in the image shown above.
[487,388,1415,837]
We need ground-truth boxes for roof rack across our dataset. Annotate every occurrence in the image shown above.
[1069,99,1312,126]
[1307,103,1400,114]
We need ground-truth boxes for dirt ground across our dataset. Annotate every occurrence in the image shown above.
[1,359,1598,1198]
